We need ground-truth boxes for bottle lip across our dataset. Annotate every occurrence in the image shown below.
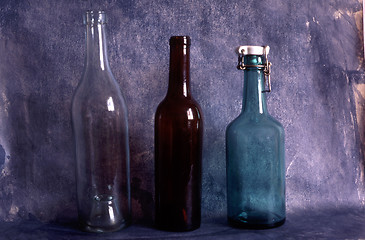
[237,45,270,56]
[169,36,191,46]
[84,10,107,25]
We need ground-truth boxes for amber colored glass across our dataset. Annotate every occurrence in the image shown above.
[154,36,203,232]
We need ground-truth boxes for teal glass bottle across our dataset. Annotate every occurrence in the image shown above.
[226,46,285,229]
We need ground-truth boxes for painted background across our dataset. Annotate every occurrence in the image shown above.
[0,0,364,226]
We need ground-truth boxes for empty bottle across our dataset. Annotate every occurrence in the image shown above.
[155,36,203,231]
[71,10,131,232]
[226,45,285,229]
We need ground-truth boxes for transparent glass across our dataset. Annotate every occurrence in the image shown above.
[155,36,203,231]
[226,54,285,229]
[71,10,131,232]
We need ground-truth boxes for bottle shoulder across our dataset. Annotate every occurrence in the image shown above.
[72,75,127,116]
[227,113,284,135]
[266,115,284,129]
[74,71,124,98]
[156,97,202,115]
[155,97,203,124]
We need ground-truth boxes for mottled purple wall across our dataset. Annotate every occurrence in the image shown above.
[0,0,364,223]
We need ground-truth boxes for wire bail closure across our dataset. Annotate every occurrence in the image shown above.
[237,46,272,93]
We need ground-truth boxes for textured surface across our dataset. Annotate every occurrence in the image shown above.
[0,0,365,237]
[2,208,365,239]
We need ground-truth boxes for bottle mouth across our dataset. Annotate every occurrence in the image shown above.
[84,10,107,25]
[237,46,270,56]
[169,36,191,46]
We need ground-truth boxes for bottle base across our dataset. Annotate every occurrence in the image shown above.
[80,220,131,233]
[228,217,285,229]
[155,223,200,232]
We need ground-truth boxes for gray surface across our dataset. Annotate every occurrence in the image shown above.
[0,0,364,237]
[1,208,365,239]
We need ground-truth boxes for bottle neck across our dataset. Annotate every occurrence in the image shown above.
[167,39,190,98]
[85,22,110,71]
[242,55,268,115]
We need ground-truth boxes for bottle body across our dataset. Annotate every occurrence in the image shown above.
[226,48,285,229]
[155,36,203,231]
[226,115,285,228]
[72,11,130,232]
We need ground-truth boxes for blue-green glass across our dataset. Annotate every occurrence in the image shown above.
[226,54,285,229]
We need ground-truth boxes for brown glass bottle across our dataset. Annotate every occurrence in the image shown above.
[154,36,203,232]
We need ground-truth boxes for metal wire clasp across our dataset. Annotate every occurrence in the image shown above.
[237,46,272,93]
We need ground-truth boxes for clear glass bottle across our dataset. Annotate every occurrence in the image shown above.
[155,36,203,231]
[71,10,131,232]
[226,46,285,229]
